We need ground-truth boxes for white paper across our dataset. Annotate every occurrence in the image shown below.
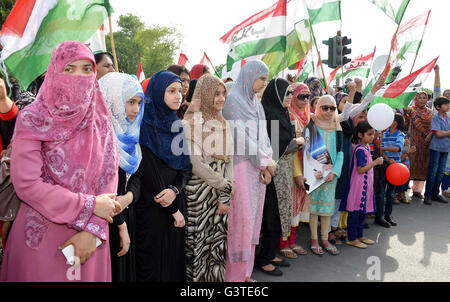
[62,237,102,266]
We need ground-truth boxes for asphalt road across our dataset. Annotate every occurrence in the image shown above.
[252,192,450,282]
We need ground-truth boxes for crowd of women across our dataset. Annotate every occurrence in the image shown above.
[0,40,449,282]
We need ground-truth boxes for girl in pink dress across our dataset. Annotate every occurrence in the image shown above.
[0,41,121,282]
[340,121,384,249]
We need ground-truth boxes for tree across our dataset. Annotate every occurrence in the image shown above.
[106,14,181,77]
[135,25,181,77]
[0,0,15,29]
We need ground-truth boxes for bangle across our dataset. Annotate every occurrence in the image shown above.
[169,185,180,196]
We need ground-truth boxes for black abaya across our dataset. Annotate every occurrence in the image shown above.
[134,145,192,282]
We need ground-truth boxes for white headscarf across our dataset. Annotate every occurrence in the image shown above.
[99,72,144,174]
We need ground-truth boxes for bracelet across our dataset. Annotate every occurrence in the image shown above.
[169,185,180,196]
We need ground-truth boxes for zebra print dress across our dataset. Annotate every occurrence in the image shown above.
[185,160,232,282]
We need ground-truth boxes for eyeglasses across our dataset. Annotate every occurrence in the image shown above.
[297,94,311,101]
[286,90,294,96]
[321,105,336,112]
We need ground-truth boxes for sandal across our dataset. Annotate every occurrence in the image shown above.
[346,240,367,249]
[279,248,298,259]
[359,238,375,245]
[323,244,340,256]
[290,245,307,255]
[310,245,324,256]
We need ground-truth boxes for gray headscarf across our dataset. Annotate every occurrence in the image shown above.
[222,60,273,169]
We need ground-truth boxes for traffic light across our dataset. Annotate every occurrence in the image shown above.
[335,36,352,66]
[322,38,338,69]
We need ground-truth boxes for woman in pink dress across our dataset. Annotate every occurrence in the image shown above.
[0,41,121,282]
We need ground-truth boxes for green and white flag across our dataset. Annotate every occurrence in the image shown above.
[305,0,341,25]
[370,56,438,109]
[220,0,313,78]
[297,60,314,82]
[0,0,112,89]
[367,0,410,24]
[393,10,431,62]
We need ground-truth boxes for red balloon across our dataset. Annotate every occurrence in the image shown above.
[386,163,410,186]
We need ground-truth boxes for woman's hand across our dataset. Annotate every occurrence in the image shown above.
[58,231,97,266]
[94,193,121,223]
[294,176,307,190]
[172,210,185,228]
[323,164,333,171]
[324,173,336,183]
[115,192,133,213]
[425,133,432,144]
[154,189,176,207]
[267,162,278,177]
[216,203,230,215]
[117,223,130,257]
[231,180,236,197]
[260,169,272,184]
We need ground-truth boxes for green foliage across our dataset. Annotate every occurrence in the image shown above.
[106,14,181,77]
[0,0,15,29]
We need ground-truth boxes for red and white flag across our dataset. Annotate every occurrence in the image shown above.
[326,65,341,87]
[177,53,189,66]
[137,62,145,83]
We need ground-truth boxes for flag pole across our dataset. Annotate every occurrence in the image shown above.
[310,26,329,92]
[108,15,119,72]
[409,10,431,74]
[204,52,220,77]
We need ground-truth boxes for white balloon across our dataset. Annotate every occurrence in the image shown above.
[367,103,395,131]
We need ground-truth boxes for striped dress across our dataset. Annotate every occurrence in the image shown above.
[184,143,233,282]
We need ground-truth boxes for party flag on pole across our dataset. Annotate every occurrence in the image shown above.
[0,0,113,89]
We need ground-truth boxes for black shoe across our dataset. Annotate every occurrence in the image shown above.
[431,195,449,204]
[384,216,397,226]
[270,259,290,267]
[424,198,432,205]
[364,222,370,229]
[374,217,390,228]
[258,266,283,276]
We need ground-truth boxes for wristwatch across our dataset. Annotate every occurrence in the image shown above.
[169,185,180,196]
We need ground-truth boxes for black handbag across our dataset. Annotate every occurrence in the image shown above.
[0,148,21,222]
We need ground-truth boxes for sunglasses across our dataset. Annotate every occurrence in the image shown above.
[321,105,336,112]
[286,90,294,96]
[297,94,311,101]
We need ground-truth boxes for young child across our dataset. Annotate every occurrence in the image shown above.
[340,121,384,248]
[424,97,450,205]
[375,113,405,228]
[394,133,416,204]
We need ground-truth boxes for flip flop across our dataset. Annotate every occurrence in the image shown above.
[290,245,307,255]
[346,240,367,249]
[323,245,340,255]
[310,245,324,256]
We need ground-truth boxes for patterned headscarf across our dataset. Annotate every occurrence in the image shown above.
[13,41,118,195]
[140,70,191,171]
[305,77,323,98]
[222,59,273,167]
[183,74,233,163]
[99,72,144,174]
[290,83,311,129]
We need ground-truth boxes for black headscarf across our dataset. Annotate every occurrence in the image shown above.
[186,79,198,103]
[261,78,295,160]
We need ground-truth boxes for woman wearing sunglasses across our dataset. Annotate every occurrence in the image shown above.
[307,95,344,256]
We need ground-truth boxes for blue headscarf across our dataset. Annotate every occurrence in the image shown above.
[99,72,145,174]
[140,70,191,171]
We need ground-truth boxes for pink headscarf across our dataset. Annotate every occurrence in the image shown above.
[289,83,311,129]
[13,41,118,195]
